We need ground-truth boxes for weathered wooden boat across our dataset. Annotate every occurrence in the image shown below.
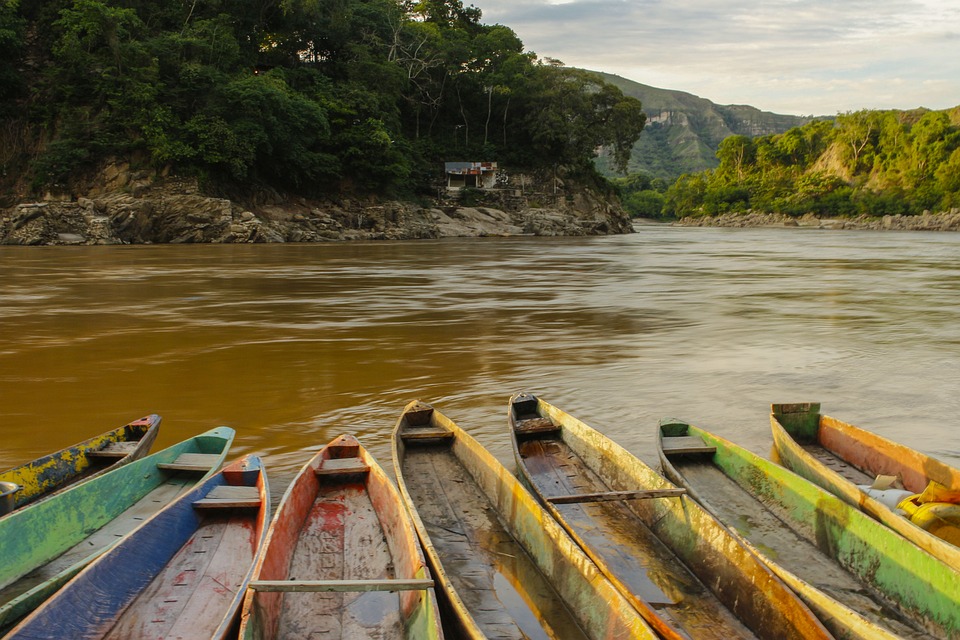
[0,414,161,516]
[6,454,269,640]
[508,392,834,640]
[0,426,234,632]
[658,418,960,640]
[771,402,960,569]
[393,400,658,640]
[239,434,443,640]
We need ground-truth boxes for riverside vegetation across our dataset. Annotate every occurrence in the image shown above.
[0,0,645,243]
[612,107,960,227]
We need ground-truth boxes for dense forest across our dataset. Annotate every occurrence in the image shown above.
[0,0,645,202]
[626,107,960,220]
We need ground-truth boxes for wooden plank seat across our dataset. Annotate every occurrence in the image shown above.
[546,488,687,504]
[660,436,717,456]
[87,441,139,459]
[247,579,435,593]
[314,457,369,476]
[513,417,560,435]
[157,453,223,472]
[399,428,455,441]
[193,485,262,509]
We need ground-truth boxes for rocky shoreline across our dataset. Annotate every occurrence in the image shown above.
[0,179,633,246]
[674,210,960,232]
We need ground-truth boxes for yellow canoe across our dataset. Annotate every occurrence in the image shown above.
[393,400,656,639]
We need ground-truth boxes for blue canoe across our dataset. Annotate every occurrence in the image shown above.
[7,454,269,640]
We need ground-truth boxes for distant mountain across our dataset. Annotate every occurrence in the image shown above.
[591,72,820,180]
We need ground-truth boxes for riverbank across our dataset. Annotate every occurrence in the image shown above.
[674,210,960,232]
[0,177,633,245]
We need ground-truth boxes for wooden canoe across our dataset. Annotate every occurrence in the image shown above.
[0,414,161,515]
[0,426,234,632]
[6,454,269,640]
[659,418,960,640]
[393,399,657,640]
[771,402,960,569]
[238,434,443,640]
[509,392,834,640]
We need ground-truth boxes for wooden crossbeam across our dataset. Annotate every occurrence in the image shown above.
[513,417,559,435]
[400,429,454,441]
[194,485,261,509]
[315,458,369,476]
[157,453,222,472]
[660,436,716,455]
[248,579,434,593]
[546,488,686,504]
[88,441,138,459]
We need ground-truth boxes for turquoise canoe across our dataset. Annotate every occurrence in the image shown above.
[509,393,833,640]
[658,419,960,640]
[0,426,234,632]
[0,414,161,515]
[7,454,267,639]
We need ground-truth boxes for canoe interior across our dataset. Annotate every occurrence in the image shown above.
[0,426,233,632]
[0,414,161,510]
[518,398,835,640]
[515,435,756,640]
[6,456,268,640]
[772,404,960,562]
[662,421,959,640]
[394,400,655,640]
[242,435,440,640]
[401,441,591,640]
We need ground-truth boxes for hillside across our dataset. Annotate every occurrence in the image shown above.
[592,72,818,179]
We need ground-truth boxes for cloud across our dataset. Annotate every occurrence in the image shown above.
[473,0,960,114]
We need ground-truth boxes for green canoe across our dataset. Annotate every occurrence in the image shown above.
[658,419,960,640]
[0,426,234,631]
[508,393,833,640]
[771,402,960,571]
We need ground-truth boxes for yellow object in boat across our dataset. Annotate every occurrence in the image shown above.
[917,480,960,505]
[898,494,960,547]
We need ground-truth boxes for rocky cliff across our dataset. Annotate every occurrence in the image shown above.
[1,166,633,245]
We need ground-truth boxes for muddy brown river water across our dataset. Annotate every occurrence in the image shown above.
[2,226,959,498]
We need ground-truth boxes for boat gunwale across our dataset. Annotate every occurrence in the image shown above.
[0,426,235,631]
[662,418,960,640]
[239,434,443,640]
[770,403,960,572]
[0,414,162,511]
[392,399,658,640]
[5,453,269,640]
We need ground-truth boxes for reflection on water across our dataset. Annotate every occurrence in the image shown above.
[2,228,960,499]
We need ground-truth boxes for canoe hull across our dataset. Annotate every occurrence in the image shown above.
[661,418,960,640]
[771,402,960,569]
[1,414,161,513]
[394,400,658,640]
[6,455,269,640]
[0,426,234,631]
[239,435,443,640]
[510,393,832,640]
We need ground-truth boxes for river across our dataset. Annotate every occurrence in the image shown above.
[2,226,959,495]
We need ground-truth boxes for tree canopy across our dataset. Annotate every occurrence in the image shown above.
[662,107,960,219]
[0,0,645,198]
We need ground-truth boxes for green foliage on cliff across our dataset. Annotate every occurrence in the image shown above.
[663,108,960,219]
[0,0,644,198]
[593,72,815,181]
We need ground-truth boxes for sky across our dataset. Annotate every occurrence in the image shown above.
[472,0,960,116]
